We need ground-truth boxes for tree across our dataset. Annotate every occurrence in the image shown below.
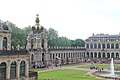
[57,36,71,47]
[71,39,85,47]
[11,24,27,49]
[47,28,58,46]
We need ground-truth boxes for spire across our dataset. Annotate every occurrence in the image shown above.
[35,14,41,31]
[35,14,40,24]
[32,14,44,33]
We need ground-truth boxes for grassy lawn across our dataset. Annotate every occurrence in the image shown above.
[38,69,104,80]
[63,63,80,66]
[79,64,120,69]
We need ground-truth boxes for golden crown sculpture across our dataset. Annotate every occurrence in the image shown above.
[32,14,44,33]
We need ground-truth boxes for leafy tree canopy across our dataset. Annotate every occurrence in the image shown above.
[6,21,85,48]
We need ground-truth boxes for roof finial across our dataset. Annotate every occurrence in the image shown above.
[35,14,40,24]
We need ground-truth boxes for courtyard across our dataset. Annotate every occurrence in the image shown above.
[35,63,120,80]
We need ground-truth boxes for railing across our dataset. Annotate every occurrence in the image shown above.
[0,49,28,55]
[49,48,86,51]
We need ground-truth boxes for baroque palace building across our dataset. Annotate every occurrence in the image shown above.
[27,14,87,67]
[85,33,120,62]
[1,14,120,80]
[0,21,37,80]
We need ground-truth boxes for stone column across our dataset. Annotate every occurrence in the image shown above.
[101,53,103,58]
[6,61,10,80]
[97,53,98,58]
[106,53,107,58]
[119,53,120,58]
[114,53,116,58]
[16,60,20,79]
[93,52,94,58]
[89,52,91,58]
[110,53,111,58]
[25,61,29,78]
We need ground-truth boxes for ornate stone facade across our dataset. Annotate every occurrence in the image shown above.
[0,20,31,80]
[0,20,11,50]
[85,34,120,63]
[27,15,87,68]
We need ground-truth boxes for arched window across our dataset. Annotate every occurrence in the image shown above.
[107,53,110,58]
[42,39,44,48]
[98,44,101,49]
[116,43,119,49]
[94,44,97,49]
[42,53,45,63]
[102,44,105,49]
[61,53,63,59]
[10,61,16,79]
[103,53,105,58]
[31,54,34,63]
[94,52,97,58]
[116,53,119,58]
[31,39,34,49]
[87,52,89,58]
[3,37,7,50]
[20,61,25,77]
[90,44,93,49]
[98,52,101,58]
[59,53,60,58]
[91,52,93,58]
[111,53,114,58]
[111,43,114,49]
[107,43,110,49]
[86,44,89,48]
[50,54,52,59]
[3,22,9,30]
[0,62,6,80]
[53,54,55,59]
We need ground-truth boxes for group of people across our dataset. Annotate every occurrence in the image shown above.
[90,66,104,72]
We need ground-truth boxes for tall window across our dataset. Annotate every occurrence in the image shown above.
[98,44,101,49]
[90,44,93,49]
[111,43,114,49]
[91,52,93,58]
[94,52,97,58]
[31,39,34,49]
[86,44,89,48]
[107,43,110,49]
[116,53,119,58]
[87,52,89,57]
[20,61,25,77]
[3,37,7,50]
[53,54,55,59]
[10,61,16,79]
[42,39,44,49]
[111,53,114,58]
[94,44,97,49]
[107,53,110,58]
[102,44,105,49]
[31,54,34,63]
[116,43,119,49]
[0,62,6,80]
[103,53,105,58]
[98,52,101,58]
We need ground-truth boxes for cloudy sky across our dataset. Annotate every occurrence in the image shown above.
[0,0,120,40]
